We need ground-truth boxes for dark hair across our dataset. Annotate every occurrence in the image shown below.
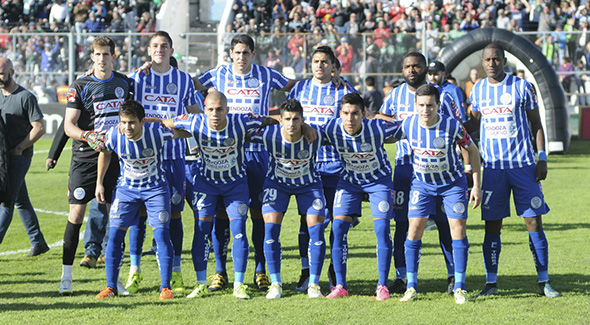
[333,57,341,70]
[402,51,426,66]
[149,30,173,48]
[415,84,440,103]
[170,56,178,69]
[484,43,505,58]
[119,100,145,120]
[312,45,336,65]
[91,36,116,55]
[365,76,376,87]
[341,93,365,112]
[279,99,304,116]
[231,34,255,52]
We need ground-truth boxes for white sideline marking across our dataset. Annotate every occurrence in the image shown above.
[0,209,87,256]
[34,147,71,155]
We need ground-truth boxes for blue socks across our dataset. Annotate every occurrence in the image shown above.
[331,219,351,289]
[308,223,326,285]
[434,216,455,277]
[264,222,282,284]
[394,218,408,279]
[169,218,183,273]
[374,218,392,287]
[105,227,126,289]
[529,230,549,282]
[153,227,173,290]
[251,217,266,273]
[128,215,147,270]
[230,218,249,283]
[212,217,230,273]
[452,237,469,290]
[191,219,212,283]
[483,233,501,284]
[405,239,422,290]
[299,218,310,269]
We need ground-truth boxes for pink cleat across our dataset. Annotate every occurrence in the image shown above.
[326,285,349,298]
[376,283,390,301]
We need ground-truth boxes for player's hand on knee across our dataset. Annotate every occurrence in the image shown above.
[535,160,547,182]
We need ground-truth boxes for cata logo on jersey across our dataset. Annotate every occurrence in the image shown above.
[481,105,514,116]
[143,94,179,107]
[226,88,260,97]
[94,98,124,111]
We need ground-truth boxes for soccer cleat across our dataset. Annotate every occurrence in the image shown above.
[454,288,468,304]
[376,283,390,301]
[266,283,283,299]
[295,268,310,292]
[327,264,336,290]
[125,272,143,294]
[539,282,561,298]
[233,284,250,299]
[59,275,73,295]
[117,281,130,296]
[27,244,50,257]
[79,255,97,268]
[254,272,270,291]
[171,272,184,293]
[391,278,407,294]
[97,255,105,265]
[159,287,173,301]
[474,283,498,298]
[326,285,349,299]
[400,287,417,302]
[187,283,208,299]
[447,276,455,294]
[208,272,228,292]
[308,284,323,298]
[96,287,117,299]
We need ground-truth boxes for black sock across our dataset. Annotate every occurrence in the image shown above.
[62,221,82,265]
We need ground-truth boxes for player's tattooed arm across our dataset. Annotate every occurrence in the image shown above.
[95,150,112,205]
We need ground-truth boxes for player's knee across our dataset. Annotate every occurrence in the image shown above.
[525,216,542,232]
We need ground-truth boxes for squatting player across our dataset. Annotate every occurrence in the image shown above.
[60,36,133,295]
[95,100,189,301]
[394,84,481,305]
[467,43,560,298]
[323,93,399,301]
[249,99,327,299]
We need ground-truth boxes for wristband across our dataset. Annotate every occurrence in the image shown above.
[538,150,547,162]
[464,164,472,172]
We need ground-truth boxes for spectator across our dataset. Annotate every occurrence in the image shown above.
[361,11,377,32]
[287,29,305,56]
[362,76,384,117]
[537,5,556,34]
[73,1,90,45]
[272,0,289,21]
[288,12,306,32]
[265,49,283,72]
[536,34,558,65]
[335,37,354,74]
[33,36,60,72]
[460,12,480,31]
[291,48,306,79]
[85,11,105,33]
[496,9,510,29]
[254,0,271,28]
[558,56,574,92]
[373,20,392,48]
[333,3,348,34]
[464,67,481,101]
[49,0,70,30]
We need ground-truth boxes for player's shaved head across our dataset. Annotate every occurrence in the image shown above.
[205,90,227,107]
[0,57,15,90]
[0,57,14,70]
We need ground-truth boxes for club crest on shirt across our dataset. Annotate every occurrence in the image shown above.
[166,83,178,94]
[247,77,259,88]
[323,95,335,106]
[433,137,445,149]
[115,87,125,99]
[297,150,309,159]
[142,148,154,157]
[360,143,372,152]
[500,93,512,105]
[224,137,236,146]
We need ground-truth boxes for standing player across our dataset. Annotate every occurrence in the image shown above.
[125,31,199,295]
[249,99,327,299]
[379,52,462,294]
[394,84,481,305]
[468,43,560,298]
[95,100,186,300]
[427,60,467,122]
[154,91,279,299]
[323,93,399,301]
[286,46,356,291]
[60,36,133,295]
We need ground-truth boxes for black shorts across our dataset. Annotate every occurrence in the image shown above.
[68,156,119,205]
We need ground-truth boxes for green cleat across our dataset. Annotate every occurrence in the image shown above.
[187,283,208,298]
[308,284,323,298]
[400,287,417,302]
[474,283,498,298]
[125,272,143,294]
[171,272,184,294]
[454,289,469,304]
[539,282,561,298]
[266,283,283,299]
[233,284,250,299]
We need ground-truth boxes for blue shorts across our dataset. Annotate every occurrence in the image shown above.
[333,177,394,220]
[163,159,186,212]
[481,166,550,220]
[191,174,249,220]
[408,177,469,220]
[245,150,269,210]
[392,164,412,221]
[110,184,171,229]
[262,179,326,216]
[185,159,199,209]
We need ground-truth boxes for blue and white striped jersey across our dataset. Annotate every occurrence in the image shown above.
[250,124,323,187]
[198,64,289,152]
[441,80,466,122]
[104,125,173,189]
[172,113,263,184]
[323,118,399,185]
[287,79,357,170]
[469,74,538,169]
[394,114,472,186]
[129,67,197,161]
[380,82,461,165]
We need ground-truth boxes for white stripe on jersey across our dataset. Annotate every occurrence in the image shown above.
[199,64,289,152]
[251,124,323,186]
[380,82,460,165]
[396,114,471,186]
[469,74,537,169]
[323,118,398,185]
[287,79,357,166]
[130,67,197,161]
[173,113,262,184]
[105,126,173,189]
